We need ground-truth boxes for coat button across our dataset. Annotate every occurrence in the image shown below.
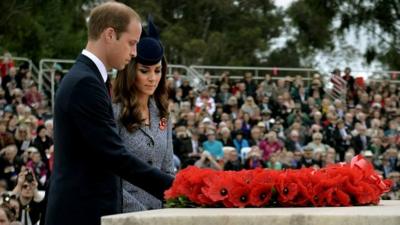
[147,160,153,165]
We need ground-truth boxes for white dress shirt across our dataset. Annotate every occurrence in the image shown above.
[82,49,108,83]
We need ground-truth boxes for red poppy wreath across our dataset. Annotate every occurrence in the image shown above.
[164,155,392,208]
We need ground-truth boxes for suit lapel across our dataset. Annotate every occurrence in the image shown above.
[138,98,159,145]
[149,98,160,132]
[76,54,108,94]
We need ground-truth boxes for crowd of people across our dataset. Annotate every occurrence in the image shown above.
[0,52,399,223]
[0,53,53,224]
[168,69,400,200]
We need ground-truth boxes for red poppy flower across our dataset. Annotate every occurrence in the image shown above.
[171,166,214,204]
[334,189,351,206]
[202,173,234,202]
[249,183,273,207]
[252,169,279,185]
[275,171,300,204]
[197,192,213,205]
[164,187,179,199]
[159,117,167,130]
[233,170,256,185]
[228,186,251,208]
[354,181,379,205]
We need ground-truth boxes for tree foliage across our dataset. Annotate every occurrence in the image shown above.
[0,0,87,62]
[1,0,285,66]
[287,0,400,70]
[2,0,399,69]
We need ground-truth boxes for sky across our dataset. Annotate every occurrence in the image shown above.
[272,0,391,79]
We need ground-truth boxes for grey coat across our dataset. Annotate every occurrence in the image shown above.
[112,98,174,212]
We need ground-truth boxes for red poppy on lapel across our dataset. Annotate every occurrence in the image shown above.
[159,118,167,130]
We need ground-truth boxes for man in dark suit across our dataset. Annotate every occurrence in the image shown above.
[44,2,173,225]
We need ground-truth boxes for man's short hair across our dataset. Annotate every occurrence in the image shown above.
[88,2,141,40]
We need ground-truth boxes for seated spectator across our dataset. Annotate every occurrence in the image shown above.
[344,151,355,164]
[376,154,395,178]
[194,151,222,171]
[291,150,303,169]
[0,204,20,225]
[386,148,400,171]
[31,125,53,169]
[266,153,283,170]
[25,151,47,189]
[241,113,253,135]
[367,118,383,138]
[180,78,192,100]
[367,135,385,158]
[0,52,14,78]
[0,145,23,188]
[280,151,294,169]
[260,74,276,98]
[385,120,399,137]
[352,125,370,155]
[285,130,303,152]
[286,121,308,143]
[6,115,18,135]
[13,124,32,155]
[243,72,257,97]
[305,132,330,154]
[11,168,44,225]
[2,68,17,92]
[202,130,224,160]
[384,171,400,200]
[44,119,53,139]
[213,104,224,124]
[217,83,231,105]
[299,146,321,169]
[243,147,264,169]
[248,126,263,146]
[173,124,194,168]
[0,119,14,150]
[232,130,249,154]
[240,96,260,120]
[195,89,216,116]
[282,91,296,113]
[24,83,42,109]
[362,150,374,164]
[218,127,234,147]
[259,131,284,161]
[223,147,242,171]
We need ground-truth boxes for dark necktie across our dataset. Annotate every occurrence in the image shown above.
[105,78,112,97]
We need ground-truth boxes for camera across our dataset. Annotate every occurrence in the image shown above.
[25,170,34,183]
[2,192,15,204]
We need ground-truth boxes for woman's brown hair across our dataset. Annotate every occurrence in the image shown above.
[113,57,169,132]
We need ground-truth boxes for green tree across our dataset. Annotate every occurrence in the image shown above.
[128,0,285,65]
[287,0,400,70]
[0,0,87,62]
[1,0,285,67]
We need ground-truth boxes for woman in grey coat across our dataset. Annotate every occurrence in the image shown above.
[112,18,174,212]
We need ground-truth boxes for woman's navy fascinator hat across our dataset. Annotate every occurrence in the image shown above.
[136,15,164,65]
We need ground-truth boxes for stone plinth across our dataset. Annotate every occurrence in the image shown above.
[102,200,400,225]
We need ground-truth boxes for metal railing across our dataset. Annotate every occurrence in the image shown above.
[0,56,40,83]
[3,55,400,112]
[39,59,76,111]
[190,65,319,84]
[168,65,205,89]
[37,58,205,111]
